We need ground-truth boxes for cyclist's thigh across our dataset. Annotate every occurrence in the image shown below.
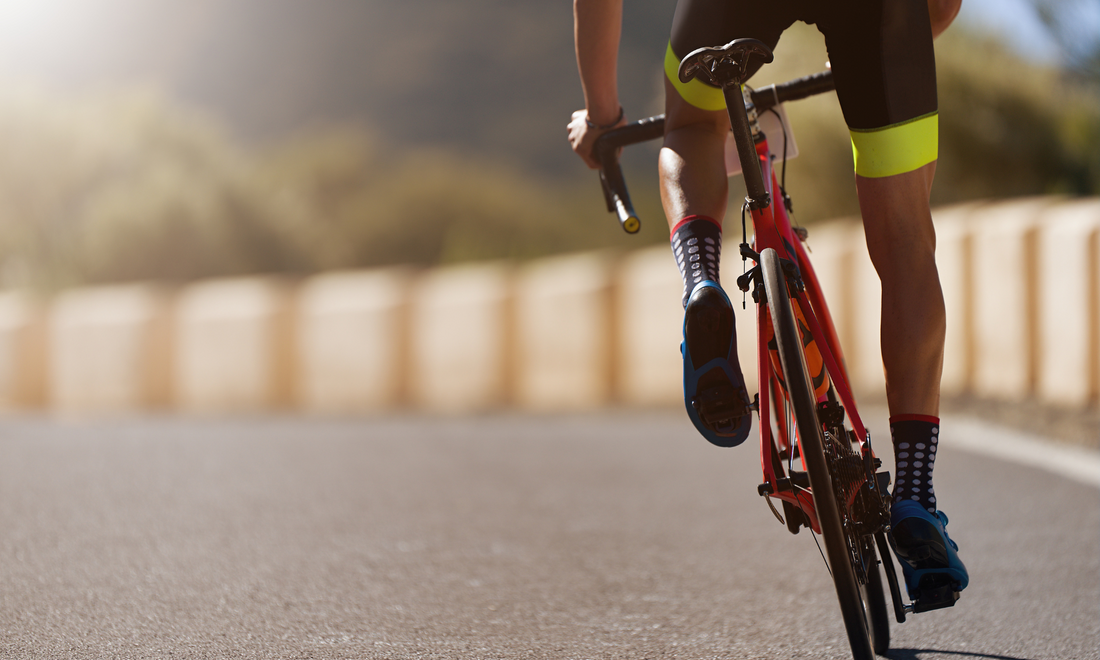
[666,0,798,113]
[817,0,939,178]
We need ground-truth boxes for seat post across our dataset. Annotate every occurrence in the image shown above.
[722,84,770,211]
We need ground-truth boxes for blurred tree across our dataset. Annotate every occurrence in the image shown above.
[0,88,311,289]
[935,29,1099,201]
[1027,0,1100,81]
[734,21,1099,223]
[0,21,1094,290]
[257,130,652,269]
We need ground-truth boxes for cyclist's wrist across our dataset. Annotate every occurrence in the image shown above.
[585,105,624,129]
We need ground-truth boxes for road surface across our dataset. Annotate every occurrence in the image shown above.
[1,410,1096,659]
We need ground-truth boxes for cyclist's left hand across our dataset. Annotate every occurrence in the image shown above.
[568,109,625,170]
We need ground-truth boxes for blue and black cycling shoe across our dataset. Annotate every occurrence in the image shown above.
[682,280,752,447]
[889,500,969,612]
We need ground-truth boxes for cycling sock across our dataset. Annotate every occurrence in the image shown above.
[671,215,723,308]
[890,414,940,513]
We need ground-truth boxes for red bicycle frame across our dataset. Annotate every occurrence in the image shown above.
[747,134,874,531]
[590,68,879,536]
[748,132,875,530]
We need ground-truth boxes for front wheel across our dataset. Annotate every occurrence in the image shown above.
[760,248,878,660]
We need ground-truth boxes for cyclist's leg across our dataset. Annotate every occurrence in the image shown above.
[659,82,728,233]
[662,0,794,447]
[859,163,968,601]
[857,164,945,417]
[662,85,752,446]
[662,0,792,236]
[821,0,967,601]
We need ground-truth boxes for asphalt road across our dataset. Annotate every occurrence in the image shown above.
[1,411,1096,659]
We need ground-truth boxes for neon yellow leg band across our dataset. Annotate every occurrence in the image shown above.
[664,42,727,112]
[850,113,939,178]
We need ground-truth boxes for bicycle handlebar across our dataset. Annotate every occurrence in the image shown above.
[750,70,835,112]
[595,115,665,234]
[592,70,834,234]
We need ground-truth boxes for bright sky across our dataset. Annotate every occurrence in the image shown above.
[0,1,215,83]
[957,0,1099,63]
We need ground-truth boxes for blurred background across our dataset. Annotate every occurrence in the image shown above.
[0,8,1095,656]
[0,0,1096,291]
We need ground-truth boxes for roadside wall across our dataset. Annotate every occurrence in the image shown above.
[0,197,1095,415]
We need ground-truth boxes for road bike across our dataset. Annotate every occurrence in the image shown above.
[591,39,959,659]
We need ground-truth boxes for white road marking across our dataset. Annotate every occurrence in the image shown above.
[941,414,1100,488]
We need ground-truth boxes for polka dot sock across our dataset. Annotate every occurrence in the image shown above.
[890,415,940,513]
[671,215,723,308]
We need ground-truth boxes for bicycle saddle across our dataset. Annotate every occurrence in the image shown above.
[677,38,774,88]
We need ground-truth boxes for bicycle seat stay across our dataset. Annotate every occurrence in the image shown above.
[678,38,774,89]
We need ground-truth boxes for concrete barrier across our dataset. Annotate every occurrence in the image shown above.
[801,221,859,381]
[0,292,47,409]
[173,277,295,412]
[409,262,512,412]
[615,244,760,409]
[1037,199,1100,408]
[48,284,171,412]
[514,252,614,411]
[0,196,1093,417]
[848,227,887,399]
[971,198,1050,401]
[617,246,682,406]
[934,203,982,397]
[296,268,410,413]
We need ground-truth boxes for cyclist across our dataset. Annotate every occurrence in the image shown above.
[568,0,968,604]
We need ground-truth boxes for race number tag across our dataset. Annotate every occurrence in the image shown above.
[725,102,799,177]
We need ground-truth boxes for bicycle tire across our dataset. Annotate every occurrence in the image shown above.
[760,248,876,660]
[862,541,890,655]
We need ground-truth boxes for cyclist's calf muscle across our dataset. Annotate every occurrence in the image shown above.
[857,162,945,417]
[659,78,731,231]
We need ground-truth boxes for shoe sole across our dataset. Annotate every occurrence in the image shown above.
[683,282,751,446]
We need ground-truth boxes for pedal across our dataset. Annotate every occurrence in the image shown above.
[911,574,961,613]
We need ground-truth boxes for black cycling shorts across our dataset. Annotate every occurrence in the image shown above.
[666,0,938,177]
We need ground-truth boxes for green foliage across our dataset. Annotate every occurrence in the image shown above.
[0,88,311,290]
[257,130,651,270]
[731,22,1100,223]
[0,23,1094,289]
[0,87,642,290]
[934,29,1100,201]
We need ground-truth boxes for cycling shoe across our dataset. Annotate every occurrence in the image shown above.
[889,500,969,611]
[682,280,752,447]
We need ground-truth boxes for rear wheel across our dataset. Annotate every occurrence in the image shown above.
[862,542,891,655]
[760,248,877,660]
